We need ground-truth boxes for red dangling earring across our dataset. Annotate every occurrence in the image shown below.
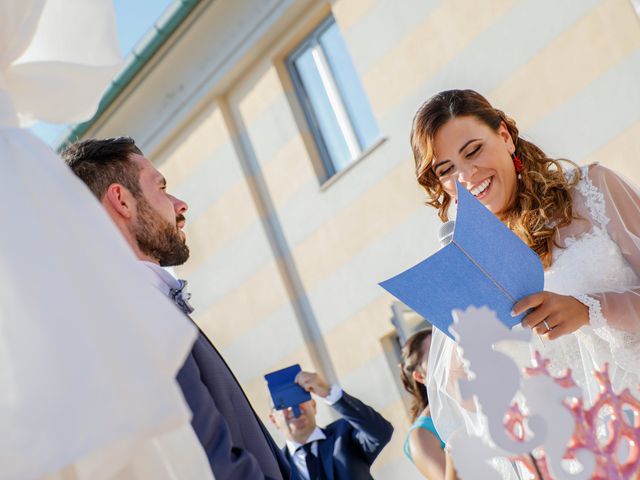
[512,153,523,178]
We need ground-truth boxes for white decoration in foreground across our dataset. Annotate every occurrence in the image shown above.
[450,306,543,454]
[447,305,599,479]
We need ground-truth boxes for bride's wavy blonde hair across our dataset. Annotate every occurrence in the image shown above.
[410,89,578,268]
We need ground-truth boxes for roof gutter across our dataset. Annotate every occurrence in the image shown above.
[56,0,201,151]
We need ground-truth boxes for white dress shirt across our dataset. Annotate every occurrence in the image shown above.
[286,428,327,480]
[284,385,343,480]
[139,261,182,296]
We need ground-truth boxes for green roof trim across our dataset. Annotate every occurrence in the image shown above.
[56,0,201,151]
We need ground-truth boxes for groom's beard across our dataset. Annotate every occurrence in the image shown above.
[134,197,190,267]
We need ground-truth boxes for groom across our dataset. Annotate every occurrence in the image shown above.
[63,137,291,480]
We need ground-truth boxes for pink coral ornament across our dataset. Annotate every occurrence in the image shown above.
[505,352,640,480]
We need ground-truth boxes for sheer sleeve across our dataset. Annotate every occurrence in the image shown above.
[578,164,640,334]
[426,328,483,444]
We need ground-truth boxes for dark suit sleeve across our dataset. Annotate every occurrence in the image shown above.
[330,391,394,463]
[177,352,276,480]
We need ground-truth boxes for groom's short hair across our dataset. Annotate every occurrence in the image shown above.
[62,137,143,200]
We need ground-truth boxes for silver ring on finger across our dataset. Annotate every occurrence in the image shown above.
[543,319,552,331]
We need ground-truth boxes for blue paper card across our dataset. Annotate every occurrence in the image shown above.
[379,181,543,338]
[264,364,311,417]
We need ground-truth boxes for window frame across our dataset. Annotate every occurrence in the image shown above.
[286,16,378,180]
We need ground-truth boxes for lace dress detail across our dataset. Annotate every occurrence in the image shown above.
[574,294,605,328]
[572,166,609,228]
[543,165,640,396]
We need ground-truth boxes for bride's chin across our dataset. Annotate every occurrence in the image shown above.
[479,196,497,212]
[493,201,517,219]
[483,197,504,215]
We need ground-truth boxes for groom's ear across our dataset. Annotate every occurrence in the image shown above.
[103,183,136,220]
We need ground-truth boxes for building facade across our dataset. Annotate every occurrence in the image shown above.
[70,0,640,476]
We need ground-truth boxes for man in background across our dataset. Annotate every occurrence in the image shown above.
[269,370,393,480]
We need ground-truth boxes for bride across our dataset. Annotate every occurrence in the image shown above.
[409,89,639,474]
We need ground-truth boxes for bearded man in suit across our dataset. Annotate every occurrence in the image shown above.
[63,137,291,480]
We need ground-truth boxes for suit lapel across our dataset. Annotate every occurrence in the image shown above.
[191,323,291,478]
[282,449,298,480]
[318,432,335,480]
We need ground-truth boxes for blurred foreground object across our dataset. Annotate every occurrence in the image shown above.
[0,1,212,478]
[446,306,639,479]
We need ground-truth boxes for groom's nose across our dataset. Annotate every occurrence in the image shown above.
[170,194,188,215]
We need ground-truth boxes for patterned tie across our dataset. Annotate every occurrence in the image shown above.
[169,279,194,315]
[301,442,324,480]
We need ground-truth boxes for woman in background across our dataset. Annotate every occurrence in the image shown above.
[401,329,457,479]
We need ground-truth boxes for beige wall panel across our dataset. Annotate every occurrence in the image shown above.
[375,459,424,480]
[362,0,515,119]
[491,0,640,131]
[261,135,317,209]
[339,351,405,410]
[521,49,640,166]
[155,103,228,185]
[196,260,289,348]
[323,294,393,378]
[232,65,313,191]
[370,399,414,472]
[238,66,289,128]
[180,181,261,277]
[292,158,423,289]
[332,0,378,32]
[581,122,640,183]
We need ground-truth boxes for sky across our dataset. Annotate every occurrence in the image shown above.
[30,0,175,147]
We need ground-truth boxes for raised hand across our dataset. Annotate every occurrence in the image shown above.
[295,371,330,398]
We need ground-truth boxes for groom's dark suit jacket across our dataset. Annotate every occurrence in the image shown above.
[177,327,291,479]
[283,391,393,480]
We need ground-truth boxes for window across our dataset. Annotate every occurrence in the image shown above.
[287,16,381,178]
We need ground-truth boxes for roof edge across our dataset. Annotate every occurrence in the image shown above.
[56,0,201,152]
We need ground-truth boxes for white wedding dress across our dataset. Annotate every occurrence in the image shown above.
[0,1,213,479]
[427,163,640,478]
[541,164,640,403]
